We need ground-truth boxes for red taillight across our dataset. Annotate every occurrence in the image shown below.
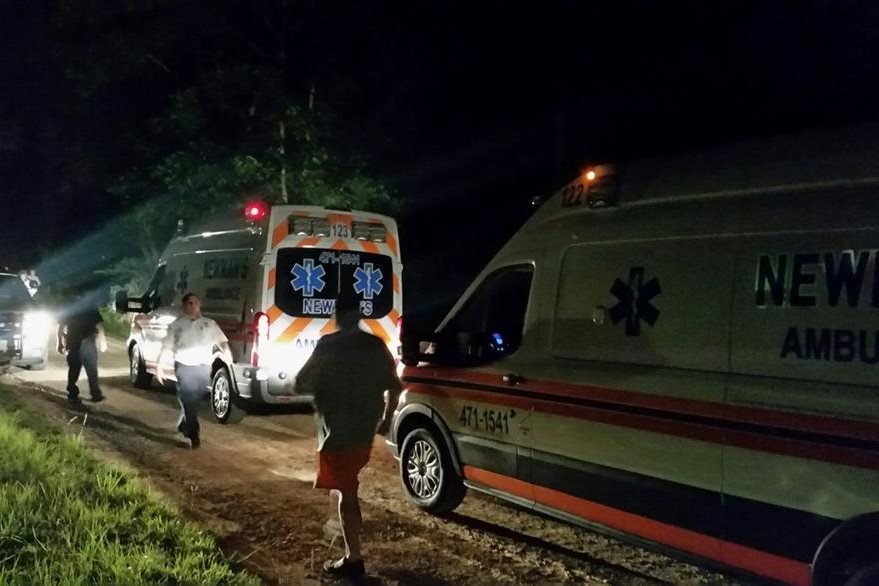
[244,201,268,221]
[251,312,269,367]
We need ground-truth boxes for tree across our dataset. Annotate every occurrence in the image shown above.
[48,1,397,289]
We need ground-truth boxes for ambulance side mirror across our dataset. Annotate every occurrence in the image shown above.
[401,330,434,366]
[115,291,151,314]
[114,290,129,313]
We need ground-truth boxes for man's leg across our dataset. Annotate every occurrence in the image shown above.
[66,343,83,401]
[337,489,363,561]
[175,364,203,447]
[79,337,103,400]
[323,490,342,540]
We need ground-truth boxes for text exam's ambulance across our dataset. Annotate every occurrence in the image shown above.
[116,203,402,423]
[391,128,879,586]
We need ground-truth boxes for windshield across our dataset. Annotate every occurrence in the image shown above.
[275,248,394,319]
[0,275,33,310]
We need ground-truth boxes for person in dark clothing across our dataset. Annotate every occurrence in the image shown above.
[56,293,107,404]
[295,292,402,581]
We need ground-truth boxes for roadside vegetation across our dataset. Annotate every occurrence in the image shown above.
[98,305,130,340]
[0,385,259,585]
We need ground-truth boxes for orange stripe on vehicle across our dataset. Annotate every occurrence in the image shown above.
[267,305,284,325]
[364,320,391,343]
[320,318,337,335]
[272,221,289,248]
[420,367,879,444]
[360,241,380,254]
[388,309,400,325]
[331,239,349,250]
[407,380,879,471]
[327,213,353,225]
[393,273,401,294]
[385,233,399,257]
[463,466,809,586]
[300,236,321,247]
[268,268,276,290]
[276,317,312,342]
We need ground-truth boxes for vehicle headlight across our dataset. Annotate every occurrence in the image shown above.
[23,311,54,342]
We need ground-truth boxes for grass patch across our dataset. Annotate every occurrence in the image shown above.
[0,386,259,585]
[99,306,130,341]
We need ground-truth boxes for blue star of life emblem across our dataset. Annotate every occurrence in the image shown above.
[176,267,188,295]
[609,267,661,336]
[353,263,383,300]
[291,258,326,297]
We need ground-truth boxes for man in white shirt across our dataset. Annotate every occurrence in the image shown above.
[157,292,232,449]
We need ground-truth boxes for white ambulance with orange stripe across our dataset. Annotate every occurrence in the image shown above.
[116,202,402,423]
[391,128,879,585]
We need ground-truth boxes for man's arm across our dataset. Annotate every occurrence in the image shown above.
[56,324,65,354]
[296,338,328,411]
[95,323,108,353]
[376,348,403,436]
[211,322,234,363]
[156,321,177,385]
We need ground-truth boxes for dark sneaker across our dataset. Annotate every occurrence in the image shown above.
[67,396,82,407]
[190,435,201,449]
[90,394,105,403]
[322,557,365,581]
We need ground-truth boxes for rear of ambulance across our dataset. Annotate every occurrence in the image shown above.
[248,205,402,403]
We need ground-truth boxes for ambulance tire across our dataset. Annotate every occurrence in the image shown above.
[399,427,466,515]
[129,344,153,389]
[846,563,879,586]
[211,367,245,424]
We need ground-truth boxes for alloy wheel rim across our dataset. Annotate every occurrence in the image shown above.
[130,347,139,382]
[406,439,441,499]
[213,376,229,417]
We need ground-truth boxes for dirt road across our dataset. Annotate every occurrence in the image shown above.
[7,342,750,585]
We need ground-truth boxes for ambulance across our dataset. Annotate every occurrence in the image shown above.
[391,128,879,585]
[116,203,402,423]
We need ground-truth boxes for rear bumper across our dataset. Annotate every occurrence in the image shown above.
[230,363,313,405]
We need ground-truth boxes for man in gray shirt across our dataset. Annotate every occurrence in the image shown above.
[295,292,402,581]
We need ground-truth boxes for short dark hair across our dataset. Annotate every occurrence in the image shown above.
[335,291,361,329]
[182,292,199,304]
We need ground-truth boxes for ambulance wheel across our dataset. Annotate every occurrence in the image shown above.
[129,344,153,389]
[400,427,466,514]
[211,367,245,424]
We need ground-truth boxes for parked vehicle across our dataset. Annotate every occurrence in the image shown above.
[391,128,879,586]
[0,272,51,369]
[116,203,402,423]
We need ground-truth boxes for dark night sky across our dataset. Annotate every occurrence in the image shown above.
[2,1,879,318]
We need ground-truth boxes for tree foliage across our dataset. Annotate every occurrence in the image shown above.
[49,1,397,288]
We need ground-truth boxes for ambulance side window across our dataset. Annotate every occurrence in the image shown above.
[442,264,534,362]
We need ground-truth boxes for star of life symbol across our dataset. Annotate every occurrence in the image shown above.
[609,267,661,336]
[290,258,326,297]
[353,263,383,300]
[176,267,189,295]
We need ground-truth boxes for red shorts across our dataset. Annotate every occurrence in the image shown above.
[314,447,372,494]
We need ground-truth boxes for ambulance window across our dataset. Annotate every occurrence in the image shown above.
[275,248,394,319]
[444,264,533,359]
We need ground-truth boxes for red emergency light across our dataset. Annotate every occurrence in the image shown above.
[244,201,268,221]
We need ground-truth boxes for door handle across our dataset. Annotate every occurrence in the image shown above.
[502,373,524,385]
